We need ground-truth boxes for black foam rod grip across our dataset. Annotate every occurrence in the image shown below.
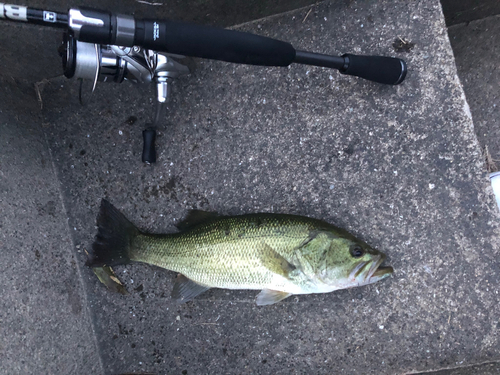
[134,19,296,66]
[142,127,156,164]
[341,54,407,85]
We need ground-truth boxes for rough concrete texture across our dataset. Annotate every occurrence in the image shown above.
[28,0,500,373]
[412,361,500,375]
[440,0,500,26]
[448,15,500,171]
[0,0,319,83]
[0,80,102,374]
[0,24,62,82]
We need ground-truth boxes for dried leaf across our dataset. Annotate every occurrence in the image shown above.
[93,266,128,295]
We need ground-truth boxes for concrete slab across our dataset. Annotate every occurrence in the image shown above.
[448,15,500,171]
[411,361,500,375]
[0,80,102,374]
[32,0,500,374]
[440,0,500,26]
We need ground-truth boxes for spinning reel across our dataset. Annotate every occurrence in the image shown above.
[60,33,190,163]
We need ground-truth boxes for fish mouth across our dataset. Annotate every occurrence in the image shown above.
[349,254,393,285]
[366,254,393,283]
[349,261,369,280]
[370,265,394,279]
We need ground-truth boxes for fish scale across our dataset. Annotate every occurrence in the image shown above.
[131,215,314,291]
[88,200,393,305]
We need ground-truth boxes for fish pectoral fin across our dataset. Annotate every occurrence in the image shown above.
[257,242,297,279]
[176,210,219,230]
[256,289,292,306]
[171,274,211,304]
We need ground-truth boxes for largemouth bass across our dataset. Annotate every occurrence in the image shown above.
[87,199,393,305]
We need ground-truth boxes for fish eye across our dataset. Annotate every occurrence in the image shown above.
[350,245,365,258]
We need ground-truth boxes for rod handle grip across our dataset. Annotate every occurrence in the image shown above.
[341,54,407,85]
[134,19,296,67]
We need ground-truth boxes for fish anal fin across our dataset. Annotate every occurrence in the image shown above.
[176,210,219,230]
[171,274,211,303]
[257,242,297,278]
[256,289,292,306]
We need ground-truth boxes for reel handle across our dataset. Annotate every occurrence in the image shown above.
[142,127,156,164]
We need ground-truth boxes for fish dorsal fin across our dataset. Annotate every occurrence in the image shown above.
[176,210,219,230]
[256,289,292,306]
[171,274,211,303]
[257,242,297,279]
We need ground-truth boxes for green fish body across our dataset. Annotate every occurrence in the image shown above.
[88,200,392,305]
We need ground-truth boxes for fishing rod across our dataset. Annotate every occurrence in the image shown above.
[1,3,407,162]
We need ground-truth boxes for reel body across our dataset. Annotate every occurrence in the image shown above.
[60,33,190,163]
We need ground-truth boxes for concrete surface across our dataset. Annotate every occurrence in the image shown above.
[440,0,500,26]
[31,0,500,374]
[411,361,500,375]
[0,80,102,374]
[423,13,500,375]
[2,0,500,374]
[448,15,500,172]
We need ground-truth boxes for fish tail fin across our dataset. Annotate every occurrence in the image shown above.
[86,199,139,268]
